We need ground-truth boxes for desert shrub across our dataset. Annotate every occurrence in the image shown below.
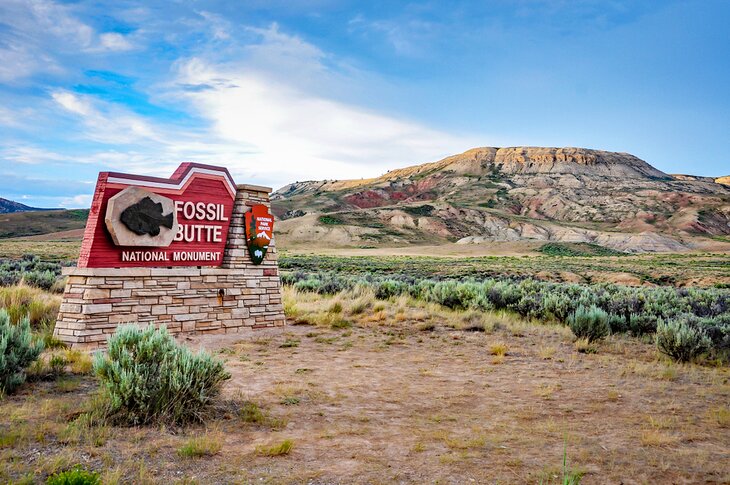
[373,279,408,300]
[317,274,351,294]
[542,292,574,323]
[607,313,628,333]
[0,256,62,290]
[0,269,20,287]
[402,204,434,216]
[697,315,730,359]
[279,268,730,356]
[425,280,462,308]
[293,277,322,293]
[629,312,657,336]
[568,305,610,342]
[656,318,712,362]
[93,324,231,425]
[280,271,308,286]
[516,293,544,320]
[0,310,45,396]
[487,281,522,310]
[45,465,100,485]
[318,215,344,225]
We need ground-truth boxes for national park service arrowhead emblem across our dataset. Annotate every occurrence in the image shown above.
[245,204,274,265]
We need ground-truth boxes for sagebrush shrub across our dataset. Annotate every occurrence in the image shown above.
[656,318,712,362]
[0,256,62,290]
[279,269,730,356]
[23,270,57,291]
[0,269,20,287]
[293,278,322,293]
[93,324,231,424]
[0,310,44,396]
[374,279,408,300]
[568,305,610,342]
[542,292,573,323]
[629,312,657,336]
[607,313,628,333]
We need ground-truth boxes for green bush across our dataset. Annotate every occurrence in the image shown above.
[93,324,231,425]
[280,266,730,356]
[607,313,628,333]
[656,318,712,362]
[568,305,610,342]
[0,256,63,290]
[374,279,408,300]
[24,270,58,291]
[293,277,322,293]
[0,310,44,396]
[629,312,657,336]
[318,215,344,225]
[45,465,100,485]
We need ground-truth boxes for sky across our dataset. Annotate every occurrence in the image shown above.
[0,0,729,208]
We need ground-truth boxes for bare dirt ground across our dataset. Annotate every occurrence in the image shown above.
[2,291,728,484]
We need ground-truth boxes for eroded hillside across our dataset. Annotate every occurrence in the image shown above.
[271,147,730,253]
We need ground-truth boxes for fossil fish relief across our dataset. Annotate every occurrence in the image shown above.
[120,196,175,237]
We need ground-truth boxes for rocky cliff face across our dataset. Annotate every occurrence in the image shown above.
[272,147,730,253]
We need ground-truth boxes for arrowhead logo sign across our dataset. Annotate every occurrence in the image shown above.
[245,204,274,265]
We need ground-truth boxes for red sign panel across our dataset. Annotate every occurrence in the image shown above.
[78,163,236,268]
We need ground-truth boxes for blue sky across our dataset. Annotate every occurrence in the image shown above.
[1,0,728,208]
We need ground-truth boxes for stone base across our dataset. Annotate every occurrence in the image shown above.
[54,265,285,349]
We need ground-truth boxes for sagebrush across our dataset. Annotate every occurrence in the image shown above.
[568,305,610,342]
[656,317,712,362]
[0,309,44,396]
[281,270,730,358]
[93,324,231,425]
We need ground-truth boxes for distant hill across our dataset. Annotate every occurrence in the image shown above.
[0,197,55,214]
[271,147,730,253]
[0,209,89,239]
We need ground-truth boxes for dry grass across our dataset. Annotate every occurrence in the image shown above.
[255,439,294,456]
[0,287,728,483]
[177,431,223,458]
[707,406,730,428]
[489,341,509,357]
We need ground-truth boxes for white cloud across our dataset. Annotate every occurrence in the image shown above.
[9,19,479,195]
[0,145,69,165]
[171,25,476,187]
[50,90,161,144]
[51,91,94,117]
[197,11,231,41]
[59,193,93,209]
[96,32,135,52]
[0,0,135,82]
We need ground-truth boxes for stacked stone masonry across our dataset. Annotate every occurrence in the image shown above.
[54,184,286,348]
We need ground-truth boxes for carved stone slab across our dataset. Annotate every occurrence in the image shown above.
[105,186,178,247]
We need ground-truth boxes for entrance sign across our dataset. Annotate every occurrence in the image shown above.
[54,163,286,349]
[245,204,274,265]
[79,163,236,268]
